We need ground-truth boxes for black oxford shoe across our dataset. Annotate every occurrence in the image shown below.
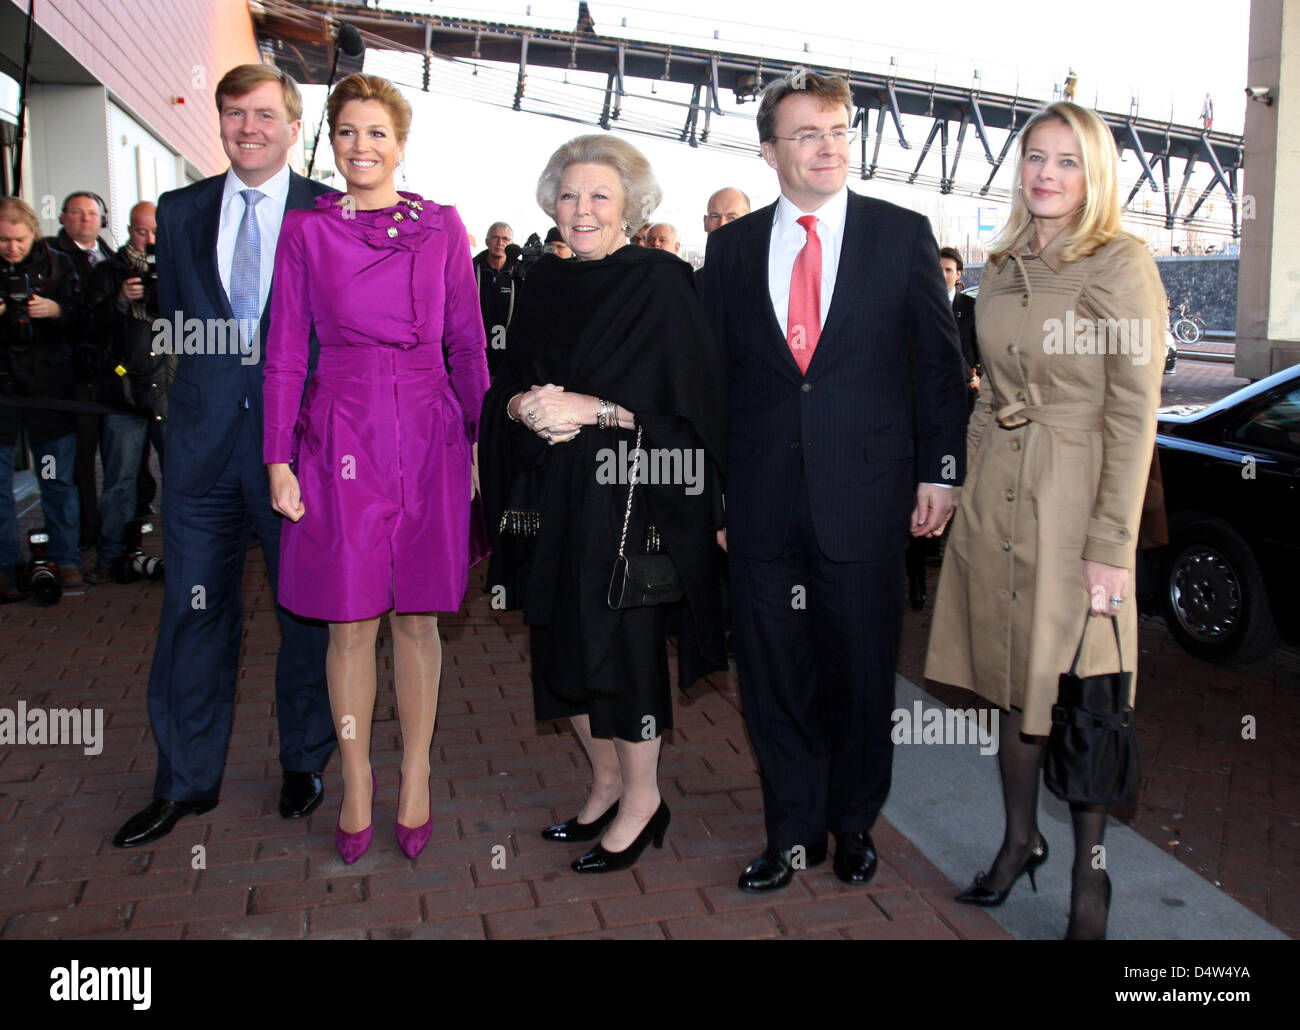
[112,797,217,849]
[737,842,828,892]
[832,830,878,884]
[280,771,325,819]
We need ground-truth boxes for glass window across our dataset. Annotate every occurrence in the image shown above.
[1228,386,1300,455]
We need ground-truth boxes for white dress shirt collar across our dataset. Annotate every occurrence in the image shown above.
[222,163,291,210]
[773,185,848,241]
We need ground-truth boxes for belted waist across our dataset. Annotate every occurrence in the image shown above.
[996,400,1105,431]
[315,344,444,377]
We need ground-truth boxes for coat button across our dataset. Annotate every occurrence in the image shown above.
[1002,539,1013,551]
[1021,295,1029,307]
[387,226,399,238]
[790,440,800,449]
[1007,344,1017,354]
[1016,390,1027,402]
[1004,489,1016,501]
[1010,440,1022,452]
[801,382,812,392]
[1012,590,1018,600]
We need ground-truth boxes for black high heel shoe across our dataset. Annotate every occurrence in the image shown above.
[541,800,619,842]
[1066,872,1112,940]
[954,834,1049,907]
[571,801,669,873]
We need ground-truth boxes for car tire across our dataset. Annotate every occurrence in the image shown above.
[1160,517,1279,664]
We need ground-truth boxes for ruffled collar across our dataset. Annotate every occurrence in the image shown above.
[314,190,438,251]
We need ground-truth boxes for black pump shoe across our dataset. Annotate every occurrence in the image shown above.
[542,800,619,842]
[955,834,1049,907]
[571,801,669,873]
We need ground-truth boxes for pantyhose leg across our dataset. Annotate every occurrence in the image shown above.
[982,706,1046,890]
[570,714,622,823]
[600,735,663,853]
[1066,803,1111,939]
[327,617,380,833]
[391,612,441,827]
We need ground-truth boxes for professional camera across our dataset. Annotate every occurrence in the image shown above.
[1,270,35,344]
[111,518,164,583]
[140,242,159,306]
[505,233,548,282]
[23,528,61,607]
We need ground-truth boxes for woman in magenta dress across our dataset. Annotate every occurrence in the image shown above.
[264,74,489,863]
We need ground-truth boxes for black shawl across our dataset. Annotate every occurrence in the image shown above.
[480,245,726,694]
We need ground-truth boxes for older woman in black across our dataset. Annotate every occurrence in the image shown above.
[481,134,724,873]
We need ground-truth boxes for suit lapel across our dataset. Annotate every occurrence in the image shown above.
[817,191,880,350]
[191,176,234,321]
[737,202,802,377]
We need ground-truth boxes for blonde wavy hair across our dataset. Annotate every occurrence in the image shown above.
[989,102,1126,265]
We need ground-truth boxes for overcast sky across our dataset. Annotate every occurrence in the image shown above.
[302,0,1250,255]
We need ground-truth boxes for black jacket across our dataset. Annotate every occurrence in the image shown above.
[953,289,979,378]
[88,246,174,420]
[0,240,84,445]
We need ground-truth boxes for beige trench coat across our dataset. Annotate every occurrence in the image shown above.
[925,230,1167,736]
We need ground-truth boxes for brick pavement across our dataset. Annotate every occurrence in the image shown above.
[1,354,1291,940]
[0,560,1012,940]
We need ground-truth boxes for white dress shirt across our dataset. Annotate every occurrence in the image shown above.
[767,185,848,337]
[216,163,291,314]
[947,286,956,304]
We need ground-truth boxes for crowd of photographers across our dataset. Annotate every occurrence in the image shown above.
[0,191,170,605]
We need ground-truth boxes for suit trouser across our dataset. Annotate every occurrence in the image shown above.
[146,410,334,802]
[729,485,904,852]
[73,380,102,544]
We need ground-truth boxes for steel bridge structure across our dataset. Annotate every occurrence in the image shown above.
[250,0,1247,237]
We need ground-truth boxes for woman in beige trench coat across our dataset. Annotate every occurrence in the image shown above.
[925,102,1166,939]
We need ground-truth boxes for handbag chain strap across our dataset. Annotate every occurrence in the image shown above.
[615,426,643,561]
[1067,614,1132,708]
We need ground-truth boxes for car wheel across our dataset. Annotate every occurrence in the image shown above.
[1160,518,1279,663]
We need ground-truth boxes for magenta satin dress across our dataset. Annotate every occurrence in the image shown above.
[264,191,490,622]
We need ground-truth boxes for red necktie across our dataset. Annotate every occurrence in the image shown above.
[787,214,821,375]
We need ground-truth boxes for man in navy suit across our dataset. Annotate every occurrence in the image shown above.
[700,71,969,891]
[114,65,335,848]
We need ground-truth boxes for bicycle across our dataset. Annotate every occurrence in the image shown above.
[1171,300,1207,345]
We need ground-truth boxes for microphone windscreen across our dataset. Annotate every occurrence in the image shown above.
[337,23,365,57]
[504,244,523,262]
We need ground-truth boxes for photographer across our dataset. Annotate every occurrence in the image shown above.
[472,220,517,380]
[0,196,85,597]
[85,201,170,584]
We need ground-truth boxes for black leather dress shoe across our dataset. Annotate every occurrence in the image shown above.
[112,797,217,849]
[280,771,324,819]
[737,842,828,892]
[833,830,878,884]
[571,801,670,873]
[542,800,618,842]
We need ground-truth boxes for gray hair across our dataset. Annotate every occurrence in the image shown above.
[536,134,662,230]
[486,221,513,238]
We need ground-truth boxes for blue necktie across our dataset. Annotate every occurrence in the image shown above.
[230,188,263,355]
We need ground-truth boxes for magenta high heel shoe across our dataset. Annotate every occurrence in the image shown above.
[334,769,375,865]
[395,772,433,859]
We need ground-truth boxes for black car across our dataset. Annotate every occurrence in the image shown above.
[1152,364,1300,663]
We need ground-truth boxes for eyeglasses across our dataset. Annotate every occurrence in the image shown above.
[704,213,741,223]
[769,130,858,148]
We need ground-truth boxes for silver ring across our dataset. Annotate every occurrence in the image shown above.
[545,430,553,442]
[527,410,538,422]
[1109,596,1124,606]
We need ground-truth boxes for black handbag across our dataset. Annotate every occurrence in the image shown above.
[607,426,684,610]
[1044,615,1142,806]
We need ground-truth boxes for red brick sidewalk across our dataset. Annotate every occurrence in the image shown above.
[0,560,1009,940]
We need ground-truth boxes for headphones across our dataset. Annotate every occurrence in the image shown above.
[62,191,109,229]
